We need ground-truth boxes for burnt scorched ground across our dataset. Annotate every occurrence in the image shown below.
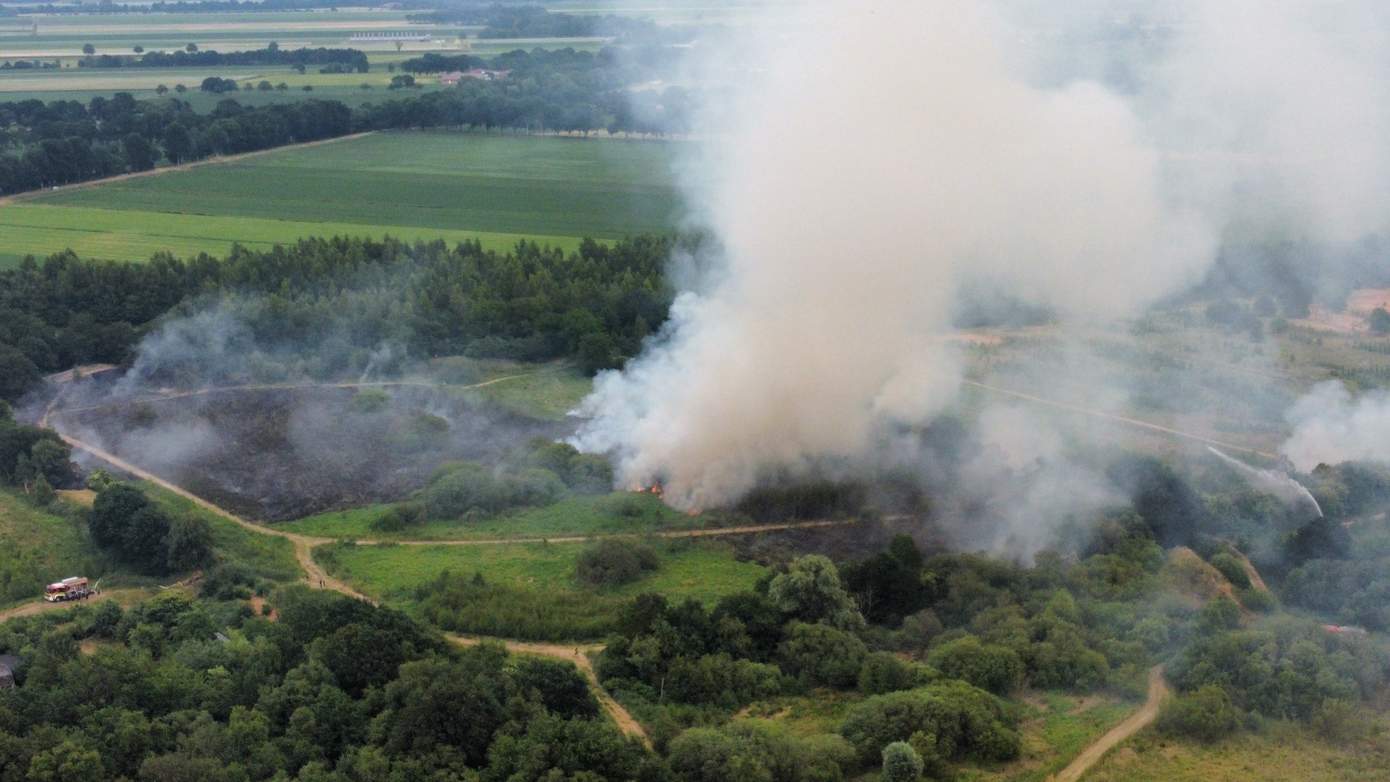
[57,386,569,521]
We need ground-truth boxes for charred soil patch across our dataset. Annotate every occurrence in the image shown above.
[57,385,568,521]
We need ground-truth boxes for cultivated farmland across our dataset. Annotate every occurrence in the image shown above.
[0,131,684,266]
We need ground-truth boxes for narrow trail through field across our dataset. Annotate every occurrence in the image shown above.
[0,132,377,208]
[962,379,1281,459]
[1050,665,1170,782]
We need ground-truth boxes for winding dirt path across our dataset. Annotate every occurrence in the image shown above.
[39,378,866,749]
[1050,665,1170,782]
[0,132,377,208]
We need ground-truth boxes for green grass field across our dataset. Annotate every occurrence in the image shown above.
[1084,721,1390,781]
[139,482,301,583]
[315,537,763,639]
[281,492,698,541]
[2,131,681,267]
[0,488,106,607]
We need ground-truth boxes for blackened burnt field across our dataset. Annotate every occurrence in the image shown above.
[58,385,568,521]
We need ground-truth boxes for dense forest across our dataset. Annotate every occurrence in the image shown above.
[0,584,658,781]
[0,46,687,198]
[0,234,678,402]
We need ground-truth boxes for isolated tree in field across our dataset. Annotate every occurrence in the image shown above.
[174,83,187,93]
[155,83,168,95]
[82,43,95,55]
[258,80,273,91]
[133,45,144,53]
[185,42,198,52]
[1370,306,1390,334]
[881,742,924,782]
[165,514,212,572]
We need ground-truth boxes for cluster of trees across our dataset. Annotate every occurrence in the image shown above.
[79,45,369,72]
[0,586,659,781]
[88,482,212,576]
[591,549,1026,777]
[0,234,676,402]
[1160,600,1388,741]
[0,402,73,501]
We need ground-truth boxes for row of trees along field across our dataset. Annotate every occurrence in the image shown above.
[0,47,688,198]
[77,45,369,72]
[0,234,679,402]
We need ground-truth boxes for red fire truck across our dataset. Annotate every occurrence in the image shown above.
[43,576,93,602]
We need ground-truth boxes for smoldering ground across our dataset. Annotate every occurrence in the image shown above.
[572,0,1390,556]
[56,385,568,521]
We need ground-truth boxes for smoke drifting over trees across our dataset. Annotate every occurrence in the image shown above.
[575,1,1390,511]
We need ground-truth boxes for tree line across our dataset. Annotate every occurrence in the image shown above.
[77,45,369,73]
[0,234,679,402]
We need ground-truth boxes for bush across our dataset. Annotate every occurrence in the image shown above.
[416,461,565,519]
[574,539,659,587]
[668,721,855,782]
[1209,551,1252,589]
[926,635,1023,695]
[778,621,868,688]
[839,680,1020,764]
[1157,685,1242,741]
[881,741,923,782]
[370,502,425,533]
[858,651,933,695]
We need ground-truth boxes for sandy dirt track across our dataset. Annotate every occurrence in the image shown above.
[1051,665,1170,782]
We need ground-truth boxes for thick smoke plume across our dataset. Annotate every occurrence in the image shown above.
[1282,381,1390,472]
[576,0,1390,511]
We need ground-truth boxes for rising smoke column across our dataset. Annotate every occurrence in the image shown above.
[573,1,1214,509]
[1282,381,1390,472]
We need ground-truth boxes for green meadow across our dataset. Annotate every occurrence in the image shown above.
[2,131,682,267]
[0,488,105,607]
[314,537,764,639]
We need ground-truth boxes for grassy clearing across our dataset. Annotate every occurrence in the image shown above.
[138,482,301,583]
[460,364,595,420]
[1083,720,1390,781]
[6,131,680,265]
[959,691,1135,782]
[315,538,763,639]
[281,492,697,541]
[0,488,106,607]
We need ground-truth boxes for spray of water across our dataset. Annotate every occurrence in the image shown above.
[1207,446,1323,518]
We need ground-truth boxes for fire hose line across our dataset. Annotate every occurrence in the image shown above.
[961,379,1281,460]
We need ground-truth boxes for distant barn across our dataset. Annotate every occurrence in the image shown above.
[350,31,432,42]
[441,68,511,86]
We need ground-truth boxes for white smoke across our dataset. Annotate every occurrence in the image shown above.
[1282,381,1390,471]
[575,0,1390,511]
